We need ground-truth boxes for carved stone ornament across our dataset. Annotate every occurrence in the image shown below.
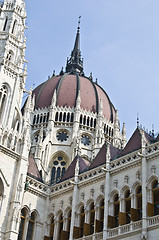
[52,203,55,212]
[60,200,64,209]
[136,171,141,180]
[114,179,118,188]
[81,192,85,201]
[90,189,94,197]
[100,184,104,193]
[69,196,72,206]
[151,165,156,174]
[124,175,129,184]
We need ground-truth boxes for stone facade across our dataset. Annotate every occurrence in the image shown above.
[0,1,159,240]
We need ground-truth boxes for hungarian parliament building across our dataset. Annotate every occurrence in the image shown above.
[0,1,158,240]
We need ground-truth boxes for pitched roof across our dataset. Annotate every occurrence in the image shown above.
[120,127,154,157]
[27,155,42,180]
[89,143,120,170]
[61,155,89,181]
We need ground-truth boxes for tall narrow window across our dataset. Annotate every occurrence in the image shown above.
[125,190,131,224]
[79,206,85,238]
[49,216,54,240]
[58,213,63,240]
[26,212,36,240]
[152,180,159,215]
[89,202,95,235]
[71,113,74,122]
[3,17,8,31]
[12,19,17,34]
[99,199,104,231]
[67,210,72,238]
[67,112,70,122]
[18,208,27,240]
[55,112,58,121]
[63,112,66,122]
[59,112,62,122]
[114,194,119,227]
[136,186,142,220]
[0,85,8,122]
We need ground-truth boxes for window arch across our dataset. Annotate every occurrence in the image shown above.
[152,180,159,216]
[26,211,36,240]
[79,205,85,238]
[18,208,28,240]
[124,189,131,224]
[0,85,8,122]
[3,17,8,31]
[12,19,17,34]
[89,202,95,235]
[114,193,119,227]
[6,50,14,61]
[50,153,68,184]
[57,213,63,240]
[49,215,54,240]
[67,112,70,122]
[136,186,142,220]
[63,209,72,239]
[96,198,104,232]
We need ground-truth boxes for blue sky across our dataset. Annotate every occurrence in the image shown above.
[25,0,159,139]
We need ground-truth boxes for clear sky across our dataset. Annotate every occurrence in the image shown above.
[25,0,159,139]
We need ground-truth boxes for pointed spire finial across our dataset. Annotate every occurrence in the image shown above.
[66,17,83,74]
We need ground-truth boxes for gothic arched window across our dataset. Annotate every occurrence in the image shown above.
[50,155,66,184]
[18,208,27,240]
[89,202,95,235]
[152,180,159,215]
[98,199,104,232]
[3,17,8,31]
[26,212,36,240]
[125,189,131,224]
[0,85,8,122]
[136,186,142,220]
[79,205,85,238]
[49,216,54,240]
[66,210,72,238]
[58,213,63,240]
[114,193,119,227]
[12,19,17,34]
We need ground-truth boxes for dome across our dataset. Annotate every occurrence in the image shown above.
[33,20,116,123]
[33,73,116,122]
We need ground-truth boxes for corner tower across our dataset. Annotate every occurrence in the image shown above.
[0,0,27,128]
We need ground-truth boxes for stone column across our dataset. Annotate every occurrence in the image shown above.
[103,143,110,240]
[69,158,79,240]
[140,131,147,240]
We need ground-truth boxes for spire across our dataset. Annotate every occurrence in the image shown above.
[66,17,84,74]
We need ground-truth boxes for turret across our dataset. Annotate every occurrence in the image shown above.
[0,0,27,129]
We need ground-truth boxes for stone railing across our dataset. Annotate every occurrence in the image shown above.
[148,215,159,226]
[77,232,103,240]
[108,220,142,237]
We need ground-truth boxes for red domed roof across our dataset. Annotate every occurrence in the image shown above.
[33,73,116,122]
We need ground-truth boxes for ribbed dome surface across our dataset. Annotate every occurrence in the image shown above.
[33,73,116,122]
